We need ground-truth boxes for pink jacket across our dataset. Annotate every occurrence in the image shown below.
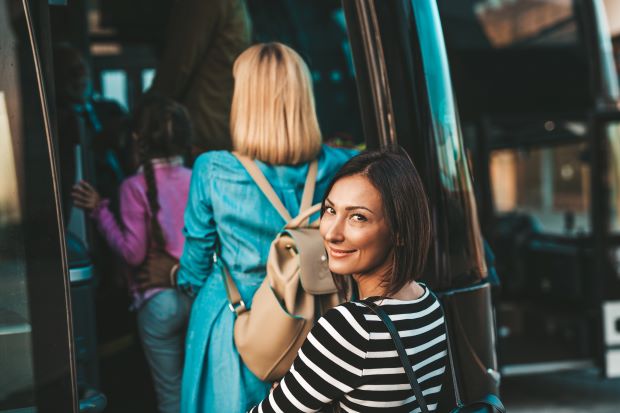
[91,157,191,309]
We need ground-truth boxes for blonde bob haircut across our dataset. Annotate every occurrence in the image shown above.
[230,42,322,165]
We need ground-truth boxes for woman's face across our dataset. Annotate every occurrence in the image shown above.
[320,174,393,278]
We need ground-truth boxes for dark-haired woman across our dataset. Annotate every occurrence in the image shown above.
[72,96,193,413]
[250,150,448,413]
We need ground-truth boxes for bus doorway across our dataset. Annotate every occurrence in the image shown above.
[3,0,500,411]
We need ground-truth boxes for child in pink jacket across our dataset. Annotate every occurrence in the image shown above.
[72,96,192,413]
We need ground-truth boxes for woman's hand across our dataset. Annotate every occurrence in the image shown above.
[71,180,102,211]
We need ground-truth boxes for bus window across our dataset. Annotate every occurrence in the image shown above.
[606,123,620,232]
[141,68,156,91]
[490,142,591,236]
[0,91,36,411]
[100,70,129,110]
[473,0,577,49]
[437,0,590,119]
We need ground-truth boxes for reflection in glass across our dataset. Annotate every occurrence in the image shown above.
[607,123,620,232]
[490,143,591,236]
[473,0,576,48]
[0,92,20,224]
[413,0,487,283]
[141,68,155,92]
[101,70,128,110]
[0,87,35,410]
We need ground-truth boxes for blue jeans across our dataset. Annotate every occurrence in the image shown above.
[137,289,192,413]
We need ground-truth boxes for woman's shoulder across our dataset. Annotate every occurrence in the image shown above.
[193,150,248,180]
[319,301,372,341]
[193,150,235,168]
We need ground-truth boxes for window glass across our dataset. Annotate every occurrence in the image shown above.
[141,68,156,92]
[490,142,591,235]
[473,0,577,48]
[101,69,128,110]
[607,123,620,232]
[0,87,35,411]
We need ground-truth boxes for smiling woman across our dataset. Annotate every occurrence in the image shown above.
[249,150,448,413]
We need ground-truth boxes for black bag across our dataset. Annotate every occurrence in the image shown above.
[359,298,505,413]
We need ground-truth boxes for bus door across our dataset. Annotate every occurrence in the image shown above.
[436,0,620,378]
[0,0,77,412]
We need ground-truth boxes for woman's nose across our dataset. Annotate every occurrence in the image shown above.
[323,218,345,243]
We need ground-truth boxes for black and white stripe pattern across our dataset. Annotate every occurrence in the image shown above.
[249,286,447,413]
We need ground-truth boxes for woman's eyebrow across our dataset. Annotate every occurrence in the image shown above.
[325,198,375,214]
[345,206,374,214]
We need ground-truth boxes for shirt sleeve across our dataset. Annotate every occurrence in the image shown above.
[91,179,149,267]
[249,304,369,413]
[177,154,218,294]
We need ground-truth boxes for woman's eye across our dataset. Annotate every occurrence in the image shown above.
[351,214,367,222]
[324,206,336,215]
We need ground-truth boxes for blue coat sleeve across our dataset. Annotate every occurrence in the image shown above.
[177,154,218,293]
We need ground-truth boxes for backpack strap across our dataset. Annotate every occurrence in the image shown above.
[286,203,322,229]
[233,152,318,224]
[300,159,318,212]
[222,263,247,316]
[358,300,431,413]
[233,152,292,222]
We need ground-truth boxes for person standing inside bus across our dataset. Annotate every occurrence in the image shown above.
[71,96,193,413]
[149,0,251,156]
[169,43,356,412]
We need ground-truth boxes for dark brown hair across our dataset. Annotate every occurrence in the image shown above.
[321,149,432,297]
[132,95,192,249]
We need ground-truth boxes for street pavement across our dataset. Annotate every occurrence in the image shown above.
[501,369,620,412]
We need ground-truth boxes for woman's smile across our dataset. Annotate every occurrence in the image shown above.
[326,246,357,259]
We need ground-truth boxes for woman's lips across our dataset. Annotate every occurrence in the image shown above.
[327,246,356,258]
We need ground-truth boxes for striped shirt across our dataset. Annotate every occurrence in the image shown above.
[249,285,448,413]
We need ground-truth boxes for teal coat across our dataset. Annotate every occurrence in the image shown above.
[178,146,356,412]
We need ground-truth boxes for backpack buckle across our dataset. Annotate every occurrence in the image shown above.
[229,300,247,315]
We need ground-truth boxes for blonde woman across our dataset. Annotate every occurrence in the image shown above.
[176,43,356,412]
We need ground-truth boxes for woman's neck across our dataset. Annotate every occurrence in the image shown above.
[353,273,385,298]
[354,273,424,301]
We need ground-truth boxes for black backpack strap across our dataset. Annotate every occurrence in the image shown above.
[358,300,431,413]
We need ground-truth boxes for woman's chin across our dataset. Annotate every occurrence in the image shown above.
[328,264,354,277]
[330,270,349,277]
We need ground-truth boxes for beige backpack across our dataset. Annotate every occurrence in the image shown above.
[223,153,345,381]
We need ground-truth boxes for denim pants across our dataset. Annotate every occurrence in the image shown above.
[137,289,192,413]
